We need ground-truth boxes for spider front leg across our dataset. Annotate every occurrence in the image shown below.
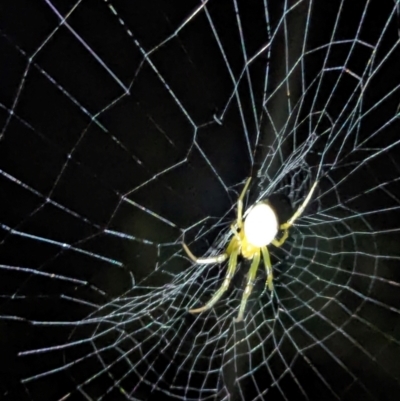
[189,246,239,314]
[236,177,252,229]
[182,242,228,264]
[272,180,319,248]
[281,181,319,231]
[271,229,289,247]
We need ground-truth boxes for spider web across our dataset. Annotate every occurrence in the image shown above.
[1,0,400,400]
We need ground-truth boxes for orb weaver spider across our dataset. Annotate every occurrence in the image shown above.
[183,177,318,322]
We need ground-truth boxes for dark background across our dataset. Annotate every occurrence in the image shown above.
[0,1,399,400]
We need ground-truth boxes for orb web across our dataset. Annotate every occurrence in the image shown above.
[0,1,400,400]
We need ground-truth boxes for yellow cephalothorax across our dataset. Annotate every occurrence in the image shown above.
[183,177,318,322]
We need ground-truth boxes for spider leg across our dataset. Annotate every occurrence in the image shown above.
[230,223,242,242]
[272,180,318,248]
[281,180,318,230]
[189,247,239,314]
[183,242,228,264]
[236,177,252,229]
[235,251,261,322]
[260,246,273,293]
[271,230,289,247]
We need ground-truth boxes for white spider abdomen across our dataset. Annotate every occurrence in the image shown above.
[244,202,278,247]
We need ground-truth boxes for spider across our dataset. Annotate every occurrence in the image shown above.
[183,177,318,322]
